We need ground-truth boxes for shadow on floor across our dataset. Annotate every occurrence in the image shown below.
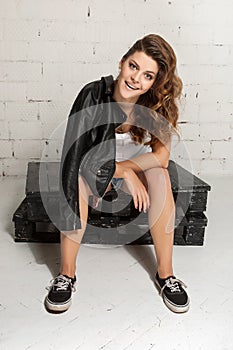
[124,245,157,281]
[7,205,60,278]
[28,243,61,278]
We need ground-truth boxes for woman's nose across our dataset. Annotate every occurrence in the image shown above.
[131,72,140,83]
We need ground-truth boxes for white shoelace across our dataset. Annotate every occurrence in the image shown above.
[48,275,76,292]
[160,277,187,295]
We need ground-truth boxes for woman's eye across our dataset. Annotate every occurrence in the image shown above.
[129,63,137,70]
[145,73,153,80]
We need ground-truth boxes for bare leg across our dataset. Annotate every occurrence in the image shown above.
[144,168,175,278]
[60,176,91,278]
[121,167,175,279]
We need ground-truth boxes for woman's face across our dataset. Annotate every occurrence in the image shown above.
[114,51,159,104]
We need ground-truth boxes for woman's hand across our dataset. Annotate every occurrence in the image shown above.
[114,162,150,212]
[123,168,150,213]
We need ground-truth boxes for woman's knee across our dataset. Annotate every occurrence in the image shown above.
[145,167,170,186]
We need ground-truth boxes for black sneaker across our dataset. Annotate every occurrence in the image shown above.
[155,272,190,313]
[45,274,76,313]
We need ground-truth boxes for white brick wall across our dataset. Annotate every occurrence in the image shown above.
[0,0,233,177]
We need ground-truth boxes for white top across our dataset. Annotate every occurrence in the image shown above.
[115,132,151,162]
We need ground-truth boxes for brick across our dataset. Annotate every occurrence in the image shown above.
[198,83,232,104]
[199,158,226,176]
[0,121,9,139]
[197,84,233,123]
[41,121,62,139]
[42,61,114,84]
[60,82,84,102]
[62,62,114,85]
[90,2,128,21]
[224,157,233,174]
[41,139,62,161]
[0,82,27,102]
[177,44,231,66]
[176,45,198,66]
[0,140,13,158]
[42,62,73,82]
[212,65,233,85]
[1,158,28,176]
[171,24,214,46]
[28,41,66,62]
[179,94,199,123]
[25,82,62,101]
[211,140,233,159]
[13,140,42,159]
[179,104,199,124]
[17,0,87,20]
[33,20,85,42]
[179,123,200,141]
[126,1,194,25]
[213,25,233,45]
[0,160,3,176]
[38,101,69,123]
[0,20,3,40]
[45,62,68,83]
[63,42,99,63]
[0,41,29,61]
[0,102,6,121]
[221,102,233,121]
[0,1,18,20]
[92,42,126,64]
[198,45,231,65]
[198,105,222,123]
[4,19,41,41]
[0,62,42,82]
[199,123,232,142]
[77,21,117,43]
[5,101,39,121]
[170,136,193,166]
[179,140,211,160]
[9,121,43,140]
[179,64,213,85]
[193,2,223,26]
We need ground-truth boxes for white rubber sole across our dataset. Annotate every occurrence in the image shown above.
[45,297,72,313]
[154,279,190,314]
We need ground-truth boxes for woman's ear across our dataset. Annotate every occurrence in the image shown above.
[118,58,124,70]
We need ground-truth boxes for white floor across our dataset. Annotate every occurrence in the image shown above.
[0,174,233,350]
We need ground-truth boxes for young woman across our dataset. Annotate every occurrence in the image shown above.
[45,34,190,314]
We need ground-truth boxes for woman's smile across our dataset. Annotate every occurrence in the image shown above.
[125,81,139,90]
[113,51,158,104]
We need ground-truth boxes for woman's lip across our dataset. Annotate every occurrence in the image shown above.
[125,81,139,90]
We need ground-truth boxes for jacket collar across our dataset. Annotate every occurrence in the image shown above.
[101,75,115,96]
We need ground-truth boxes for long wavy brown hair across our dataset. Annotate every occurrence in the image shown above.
[117,34,183,147]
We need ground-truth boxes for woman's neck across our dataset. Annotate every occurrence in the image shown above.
[113,80,137,116]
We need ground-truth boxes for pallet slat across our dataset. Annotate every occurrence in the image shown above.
[13,160,211,245]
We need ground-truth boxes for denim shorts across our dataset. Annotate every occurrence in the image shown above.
[111,177,124,190]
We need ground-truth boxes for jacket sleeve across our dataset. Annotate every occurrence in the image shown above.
[59,83,100,231]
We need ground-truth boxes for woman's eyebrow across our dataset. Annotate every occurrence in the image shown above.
[130,59,156,75]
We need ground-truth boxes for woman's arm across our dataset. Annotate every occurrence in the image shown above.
[112,139,170,213]
[115,139,170,176]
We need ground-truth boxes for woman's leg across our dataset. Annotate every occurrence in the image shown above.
[121,167,175,278]
[144,167,175,278]
[60,177,113,278]
[60,176,92,278]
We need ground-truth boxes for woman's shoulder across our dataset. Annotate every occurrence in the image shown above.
[69,75,114,114]
[79,75,114,101]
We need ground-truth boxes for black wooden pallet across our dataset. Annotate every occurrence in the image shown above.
[12,160,211,245]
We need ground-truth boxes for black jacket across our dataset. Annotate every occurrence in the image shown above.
[59,75,127,231]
